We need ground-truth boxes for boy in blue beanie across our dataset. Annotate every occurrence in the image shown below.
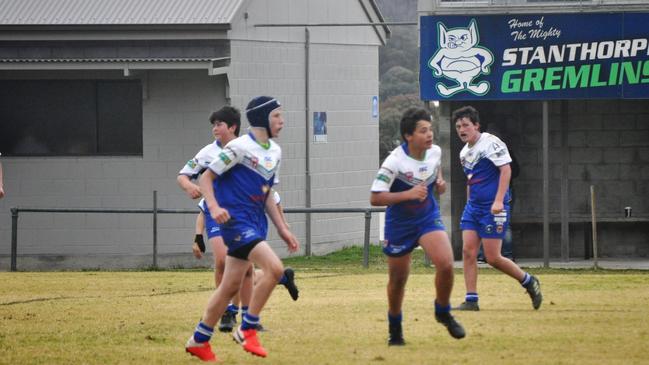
[185,96,300,361]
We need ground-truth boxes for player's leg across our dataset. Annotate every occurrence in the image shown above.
[207,236,238,333]
[231,241,282,357]
[236,264,257,329]
[482,238,542,309]
[386,253,410,346]
[419,231,465,339]
[455,229,481,311]
[185,257,249,361]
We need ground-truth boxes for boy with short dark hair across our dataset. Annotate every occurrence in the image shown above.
[185,96,299,361]
[370,107,465,346]
[452,105,542,312]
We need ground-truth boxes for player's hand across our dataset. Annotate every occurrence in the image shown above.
[192,242,203,259]
[278,228,300,253]
[408,183,428,202]
[210,207,230,224]
[185,184,202,199]
[435,178,447,195]
[491,200,504,214]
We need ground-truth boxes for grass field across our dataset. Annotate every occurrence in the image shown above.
[1,247,648,364]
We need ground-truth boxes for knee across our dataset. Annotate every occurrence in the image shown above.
[435,260,454,275]
[463,247,477,260]
[389,272,409,288]
[485,255,501,267]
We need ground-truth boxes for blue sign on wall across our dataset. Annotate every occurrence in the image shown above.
[420,13,649,100]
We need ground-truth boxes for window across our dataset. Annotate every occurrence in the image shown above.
[0,80,142,156]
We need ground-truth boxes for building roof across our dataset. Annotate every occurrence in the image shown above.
[0,0,243,25]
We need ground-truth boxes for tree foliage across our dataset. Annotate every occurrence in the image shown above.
[375,0,421,162]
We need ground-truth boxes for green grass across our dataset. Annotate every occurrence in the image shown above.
[1,247,648,364]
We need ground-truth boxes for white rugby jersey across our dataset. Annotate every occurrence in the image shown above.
[205,133,281,222]
[179,140,222,179]
[459,132,512,206]
[371,143,442,223]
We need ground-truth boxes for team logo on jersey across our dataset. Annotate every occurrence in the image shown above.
[485,225,493,234]
[496,224,504,234]
[251,156,259,168]
[218,152,232,165]
[376,173,390,183]
[264,156,273,169]
[186,159,198,169]
[405,171,414,181]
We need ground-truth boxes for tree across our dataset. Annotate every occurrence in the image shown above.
[379,94,425,162]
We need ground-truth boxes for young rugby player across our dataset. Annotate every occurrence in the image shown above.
[370,108,465,346]
[452,106,542,311]
[178,107,298,335]
[185,96,299,361]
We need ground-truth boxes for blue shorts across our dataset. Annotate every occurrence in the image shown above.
[460,203,510,239]
[199,206,222,239]
[219,218,267,255]
[383,213,445,257]
[203,212,222,239]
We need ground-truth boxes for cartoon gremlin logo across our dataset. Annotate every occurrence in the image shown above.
[428,19,494,97]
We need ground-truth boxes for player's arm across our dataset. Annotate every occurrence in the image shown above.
[370,157,427,206]
[492,163,511,214]
[271,189,289,228]
[198,169,230,224]
[177,174,201,199]
[435,167,447,195]
[265,193,299,253]
[192,212,206,257]
[370,185,427,206]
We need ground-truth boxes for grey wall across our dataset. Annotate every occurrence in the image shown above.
[0,69,228,269]
[226,0,383,255]
[447,99,649,258]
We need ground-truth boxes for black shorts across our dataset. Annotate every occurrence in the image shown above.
[227,238,263,260]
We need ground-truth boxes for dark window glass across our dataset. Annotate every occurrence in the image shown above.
[0,80,142,156]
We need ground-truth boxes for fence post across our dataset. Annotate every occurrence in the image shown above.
[363,210,371,268]
[11,208,18,272]
[153,190,158,268]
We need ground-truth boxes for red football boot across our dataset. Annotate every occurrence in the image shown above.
[185,337,218,362]
[233,327,268,357]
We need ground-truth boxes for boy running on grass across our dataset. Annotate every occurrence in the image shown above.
[185,96,299,361]
[452,105,542,311]
[178,107,298,335]
[370,107,465,346]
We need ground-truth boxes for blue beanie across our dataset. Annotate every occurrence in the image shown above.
[246,96,281,137]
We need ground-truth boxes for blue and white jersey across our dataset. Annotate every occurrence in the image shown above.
[179,140,222,180]
[179,140,222,212]
[205,133,281,226]
[459,132,512,207]
[371,143,442,225]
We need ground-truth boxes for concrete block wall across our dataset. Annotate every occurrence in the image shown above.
[0,69,228,269]
[228,38,381,257]
[448,99,649,258]
[226,0,384,256]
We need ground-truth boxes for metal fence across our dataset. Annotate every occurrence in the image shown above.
[9,192,385,271]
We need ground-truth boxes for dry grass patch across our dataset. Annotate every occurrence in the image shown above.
[1,269,648,364]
